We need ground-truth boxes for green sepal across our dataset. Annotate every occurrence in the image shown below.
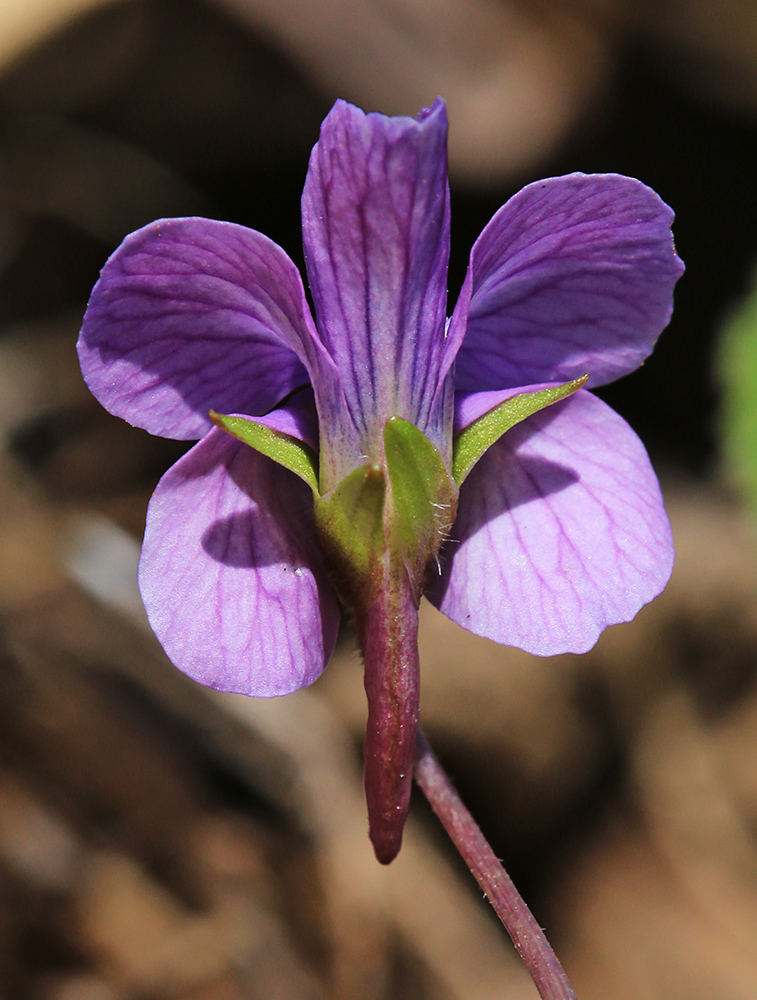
[210,411,319,494]
[383,417,458,587]
[451,375,589,485]
[313,463,386,600]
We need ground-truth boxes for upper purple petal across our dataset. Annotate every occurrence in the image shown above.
[301,99,452,464]
[429,390,674,655]
[453,174,685,393]
[138,427,340,695]
[77,217,320,440]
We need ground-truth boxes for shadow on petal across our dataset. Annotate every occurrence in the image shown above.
[197,437,320,574]
[454,429,580,539]
[200,509,311,571]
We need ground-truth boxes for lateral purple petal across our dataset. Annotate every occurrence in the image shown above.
[454,174,685,393]
[302,99,451,458]
[78,218,317,440]
[138,428,340,695]
[429,391,674,655]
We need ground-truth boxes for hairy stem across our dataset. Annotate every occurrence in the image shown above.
[414,729,579,1000]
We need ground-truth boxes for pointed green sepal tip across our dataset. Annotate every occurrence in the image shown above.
[314,463,386,601]
[210,411,319,494]
[451,375,589,486]
[383,417,458,589]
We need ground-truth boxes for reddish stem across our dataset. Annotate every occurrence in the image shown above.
[414,729,579,1000]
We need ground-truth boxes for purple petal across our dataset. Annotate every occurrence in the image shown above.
[453,174,685,393]
[429,390,674,655]
[138,428,340,695]
[78,217,320,440]
[302,99,452,461]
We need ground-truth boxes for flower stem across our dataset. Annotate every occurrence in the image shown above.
[413,729,579,1000]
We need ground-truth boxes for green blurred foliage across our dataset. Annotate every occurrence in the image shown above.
[718,271,757,509]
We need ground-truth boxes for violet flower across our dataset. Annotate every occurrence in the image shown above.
[77,99,683,866]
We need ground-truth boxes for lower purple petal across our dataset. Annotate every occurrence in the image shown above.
[428,390,673,655]
[138,428,340,695]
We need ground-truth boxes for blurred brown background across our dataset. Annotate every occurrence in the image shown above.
[2,1,757,998]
